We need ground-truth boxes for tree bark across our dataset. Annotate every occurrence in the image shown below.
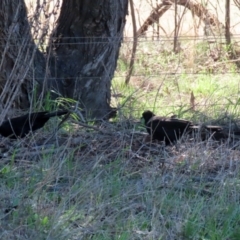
[48,0,128,118]
[0,0,45,112]
[0,0,128,119]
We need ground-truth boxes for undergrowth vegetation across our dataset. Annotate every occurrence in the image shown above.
[2,39,240,239]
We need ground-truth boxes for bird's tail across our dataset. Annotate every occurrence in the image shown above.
[46,110,69,118]
[189,125,222,132]
[189,124,227,141]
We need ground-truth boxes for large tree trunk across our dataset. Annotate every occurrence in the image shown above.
[0,1,45,113]
[48,0,128,118]
[0,0,128,119]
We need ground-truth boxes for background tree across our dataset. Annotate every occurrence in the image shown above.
[0,0,128,118]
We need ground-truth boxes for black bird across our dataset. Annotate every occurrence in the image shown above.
[142,110,193,145]
[0,110,68,139]
[142,110,225,144]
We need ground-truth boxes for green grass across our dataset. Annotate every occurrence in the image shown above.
[113,39,240,121]
[112,71,240,122]
[2,38,240,239]
[2,136,240,239]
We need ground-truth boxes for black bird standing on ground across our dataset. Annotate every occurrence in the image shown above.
[0,110,68,139]
[142,110,225,145]
[142,110,193,145]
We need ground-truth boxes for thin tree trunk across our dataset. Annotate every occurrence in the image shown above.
[0,0,45,112]
[125,0,137,85]
[225,0,231,46]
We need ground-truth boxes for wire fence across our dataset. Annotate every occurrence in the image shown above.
[109,34,240,118]
[1,6,240,118]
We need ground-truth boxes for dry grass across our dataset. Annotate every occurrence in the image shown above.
[1,117,240,239]
[1,1,240,239]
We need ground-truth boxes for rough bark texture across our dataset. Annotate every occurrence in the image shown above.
[0,0,128,119]
[48,0,128,118]
[0,1,41,111]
